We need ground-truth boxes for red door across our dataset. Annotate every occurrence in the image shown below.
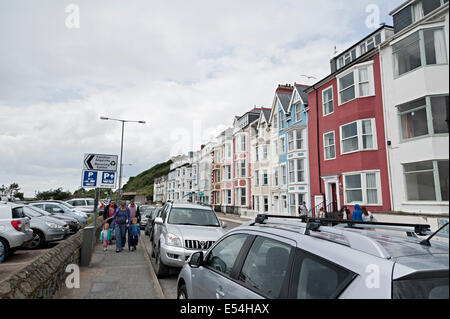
[331,183,338,212]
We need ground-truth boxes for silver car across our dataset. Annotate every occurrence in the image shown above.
[0,203,34,261]
[22,205,69,249]
[66,198,103,216]
[152,202,226,278]
[177,215,449,299]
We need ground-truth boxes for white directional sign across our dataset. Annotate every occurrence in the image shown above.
[83,153,118,171]
[81,153,118,189]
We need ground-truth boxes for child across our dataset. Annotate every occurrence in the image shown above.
[100,223,112,251]
[128,217,141,251]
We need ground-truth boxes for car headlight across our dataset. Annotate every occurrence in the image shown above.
[45,222,63,229]
[167,233,182,247]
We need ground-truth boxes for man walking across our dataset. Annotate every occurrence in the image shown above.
[103,199,117,223]
[110,200,131,253]
[128,199,141,223]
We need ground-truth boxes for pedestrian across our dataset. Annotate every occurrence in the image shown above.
[298,201,308,217]
[361,206,376,222]
[100,223,113,251]
[128,199,141,223]
[128,217,141,251]
[103,199,117,224]
[351,204,363,221]
[111,200,131,253]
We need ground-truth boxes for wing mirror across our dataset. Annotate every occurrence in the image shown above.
[221,221,227,228]
[154,217,163,225]
[188,251,204,268]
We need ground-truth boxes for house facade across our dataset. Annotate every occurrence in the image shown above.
[153,174,168,203]
[306,25,395,217]
[379,0,449,220]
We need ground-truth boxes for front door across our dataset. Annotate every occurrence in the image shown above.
[331,183,338,212]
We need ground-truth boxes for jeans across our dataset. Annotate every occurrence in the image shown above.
[115,224,127,251]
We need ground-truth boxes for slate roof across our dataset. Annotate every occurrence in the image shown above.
[277,92,292,113]
[294,84,309,105]
[262,108,271,122]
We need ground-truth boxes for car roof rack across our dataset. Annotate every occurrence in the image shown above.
[253,214,433,236]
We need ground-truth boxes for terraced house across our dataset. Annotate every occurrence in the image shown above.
[379,0,449,225]
[306,25,395,217]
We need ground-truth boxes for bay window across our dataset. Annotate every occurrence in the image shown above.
[404,160,449,201]
[393,27,447,77]
[340,119,377,154]
[288,158,305,183]
[338,62,374,105]
[287,129,304,152]
[324,131,336,160]
[398,95,449,140]
[344,171,381,205]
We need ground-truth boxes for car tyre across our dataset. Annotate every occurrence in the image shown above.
[177,284,188,299]
[155,244,169,278]
[0,238,9,263]
[28,229,45,249]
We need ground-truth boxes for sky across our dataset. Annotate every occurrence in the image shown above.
[0,0,403,197]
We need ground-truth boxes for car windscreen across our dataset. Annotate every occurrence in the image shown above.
[393,273,449,299]
[87,200,95,205]
[168,208,220,226]
[59,201,75,209]
[27,204,52,216]
[23,206,44,217]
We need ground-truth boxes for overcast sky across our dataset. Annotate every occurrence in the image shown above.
[0,0,403,197]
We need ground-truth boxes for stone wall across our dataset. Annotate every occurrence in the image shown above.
[0,218,103,299]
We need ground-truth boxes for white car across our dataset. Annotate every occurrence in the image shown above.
[0,202,34,262]
[66,198,103,215]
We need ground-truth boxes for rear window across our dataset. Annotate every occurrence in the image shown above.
[393,274,449,299]
[12,207,26,218]
[87,200,95,205]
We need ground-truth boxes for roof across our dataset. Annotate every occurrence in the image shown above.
[277,92,292,113]
[171,202,214,210]
[294,84,309,104]
[262,108,271,122]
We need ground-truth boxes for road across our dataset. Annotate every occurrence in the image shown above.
[143,220,242,299]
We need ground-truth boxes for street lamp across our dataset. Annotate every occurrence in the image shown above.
[100,116,146,201]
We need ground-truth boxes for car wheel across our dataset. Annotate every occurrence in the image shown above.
[28,229,45,249]
[177,284,188,299]
[155,244,169,278]
[0,238,8,263]
[151,240,156,258]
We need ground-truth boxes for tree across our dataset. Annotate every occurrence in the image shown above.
[36,188,72,200]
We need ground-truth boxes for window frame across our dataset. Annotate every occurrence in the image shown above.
[339,118,378,155]
[337,61,375,105]
[392,26,448,79]
[323,130,336,160]
[397,95,449,142]
[343,170,382,206]
[322,85,334,116]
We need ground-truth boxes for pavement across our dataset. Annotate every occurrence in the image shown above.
[57,237,163,299]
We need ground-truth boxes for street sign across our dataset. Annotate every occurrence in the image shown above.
[81,170,116,189]
[82,170,98,187]
[83,153,118,171]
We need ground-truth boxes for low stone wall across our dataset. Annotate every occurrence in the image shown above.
[0,218,103,299]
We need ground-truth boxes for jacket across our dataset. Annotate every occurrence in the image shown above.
[111,207,131,228]
[351,204,363,221]
[128,224,141,237]
[103,203,118,220]
[100,229,113,241]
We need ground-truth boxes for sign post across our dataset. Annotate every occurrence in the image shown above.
[81,153,118,248]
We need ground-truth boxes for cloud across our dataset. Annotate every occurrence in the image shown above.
[0,0,403,196]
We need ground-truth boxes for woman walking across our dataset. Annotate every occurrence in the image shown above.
[110,200,131,253]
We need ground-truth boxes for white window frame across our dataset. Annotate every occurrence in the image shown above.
[262,144,268,160]
[322,85,334,116]
[339,118,377,155]
[274,168,279,186]
[343,170,382,206]
[295,104,302,122]
[263,170,268,185]
[323,130,336,160]
[337,61,375,106]
[280,136,286,154]
[281,164,287,185]
[255,170,259,186]
[239,187,247,206]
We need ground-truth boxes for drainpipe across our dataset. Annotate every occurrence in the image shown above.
[316,88,322,195]
[378,45,395,212]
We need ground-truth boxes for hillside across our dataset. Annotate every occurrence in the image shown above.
[122,159,172,200]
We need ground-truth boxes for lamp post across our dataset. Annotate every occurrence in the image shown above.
[100,116,146,201]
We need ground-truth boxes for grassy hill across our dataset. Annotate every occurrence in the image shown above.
[122,159,172,200]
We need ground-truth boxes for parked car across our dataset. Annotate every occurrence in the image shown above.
[24,204,80,234]
[27,201,88,226]
[177,215,449,299]
[145,207,161,237]
[0,203,34,261]
[46,200,89,218]
[65,198,104,215]
[152,202,226,278]
[21,205,69,249]
[139,206,155,230]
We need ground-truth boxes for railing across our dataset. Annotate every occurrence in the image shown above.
[308,200,338,218]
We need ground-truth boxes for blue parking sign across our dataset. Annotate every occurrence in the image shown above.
[102,172,115,184]
[83,170,97,187]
